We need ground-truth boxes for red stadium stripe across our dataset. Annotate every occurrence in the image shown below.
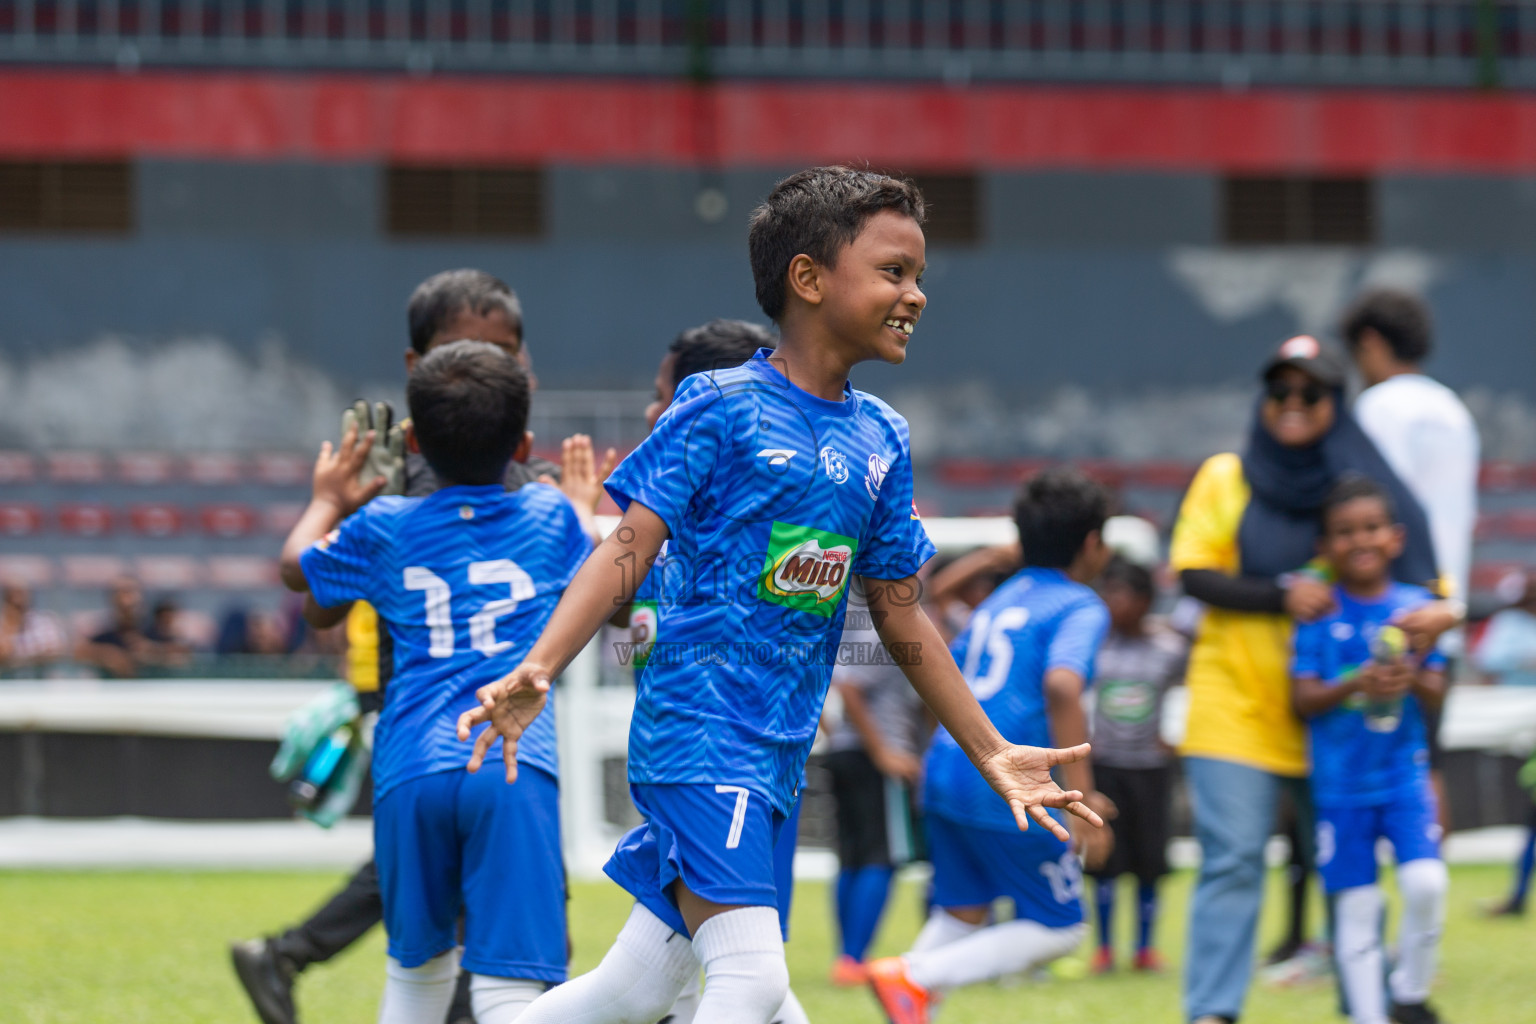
[8,72,1536,171]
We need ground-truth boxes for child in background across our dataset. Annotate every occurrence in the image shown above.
[279,341,593,1024]
[1087,556,1186,973]
[1291,474,1449,1024]
[866,467,1116,1024]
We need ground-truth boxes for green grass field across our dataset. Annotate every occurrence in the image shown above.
[1,865,1531,1023]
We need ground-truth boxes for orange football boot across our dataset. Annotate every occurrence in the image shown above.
[866,957,934,1024]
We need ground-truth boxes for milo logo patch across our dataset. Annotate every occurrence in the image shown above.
[759,521,859,618]
[1098,680,1156,725]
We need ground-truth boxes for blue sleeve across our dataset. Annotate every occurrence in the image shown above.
[1046,600,1110,681]
[298,509,377,609]
[604,377,723,539]
[852,424,936,580]
[1292,619,1327,678]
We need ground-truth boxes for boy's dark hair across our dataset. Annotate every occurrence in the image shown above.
[407,340,530,486]
[748,167,926,322]
[407,269,524,355]
[1321,472,1396,529]
[1013,467,1111,570]
[1101,556,1154,600]
[670,319,776,387]
[1340,289,1432,365]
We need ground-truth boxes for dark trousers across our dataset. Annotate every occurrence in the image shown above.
[274,858,383,968]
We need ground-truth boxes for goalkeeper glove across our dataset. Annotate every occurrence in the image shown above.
[340,400,406,497]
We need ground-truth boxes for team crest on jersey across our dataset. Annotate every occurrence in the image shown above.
[819,446,850,484]
[759,521,859,617]
[865,453,890,500]
[316,528,340,550]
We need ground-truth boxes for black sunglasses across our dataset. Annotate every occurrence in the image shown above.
[1265,380,1329,407]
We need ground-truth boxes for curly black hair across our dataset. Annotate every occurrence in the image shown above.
[1013,466,1111,570]
[1340,288,1432,364]
[748,167,925,322]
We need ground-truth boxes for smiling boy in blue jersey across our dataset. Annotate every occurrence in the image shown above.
[865,467,1116,1024]
[278,341,593,1024]
[1291,475,1449,1024]
[458,166,1104,1024]
[630,318,813,1024]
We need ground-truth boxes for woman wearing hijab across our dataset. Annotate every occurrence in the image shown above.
[1172,335,1456,1024]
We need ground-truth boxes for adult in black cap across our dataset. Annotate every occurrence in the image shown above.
[1170,335,1452,1024]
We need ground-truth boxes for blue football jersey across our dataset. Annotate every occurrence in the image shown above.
[300,483,592,801]
[924,568,1110,833]
[604,349,935,813]
[1292,583,1446,808]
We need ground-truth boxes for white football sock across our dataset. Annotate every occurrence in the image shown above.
[905,920,1084,991]
[1389,858,1448,1006]
[469,974,547,1024]
[1334,884,1390,1024]
[377,950,459,1024]
[516,904,697,1024]
[769,987,810,1024]
[692,907,790,1024]
[908,907,984,955]
[663,971,805,1024]
[662,975,702,1024]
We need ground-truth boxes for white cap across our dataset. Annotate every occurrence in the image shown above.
[1103,515,1160,568]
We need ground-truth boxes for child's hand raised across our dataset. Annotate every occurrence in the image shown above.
[457,662,554,784]
[554,434,618,515]
[312,422,386,518]
[975,741,1104,842]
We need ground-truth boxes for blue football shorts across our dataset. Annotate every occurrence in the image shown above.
[1316,784,1443,893]
[605,782,799,939]
[374,765,566,981]
[926,810,1085,929]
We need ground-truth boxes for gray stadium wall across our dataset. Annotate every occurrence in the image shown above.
[0,163,1532,458]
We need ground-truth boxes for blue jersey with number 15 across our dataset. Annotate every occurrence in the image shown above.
[924,568,1109,833]
[301,483,592,802]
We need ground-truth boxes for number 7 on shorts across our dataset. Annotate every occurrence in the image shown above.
[714,785,750,849]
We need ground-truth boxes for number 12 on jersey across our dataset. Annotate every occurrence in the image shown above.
[403,560,536,659]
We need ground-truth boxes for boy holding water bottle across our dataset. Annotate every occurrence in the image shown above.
[1291,474,1449,1024]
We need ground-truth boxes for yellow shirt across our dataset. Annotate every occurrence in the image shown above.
[345,601,381,694]
[1169,453,1307,777]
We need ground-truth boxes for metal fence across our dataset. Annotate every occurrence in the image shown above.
[2,0,1536,86]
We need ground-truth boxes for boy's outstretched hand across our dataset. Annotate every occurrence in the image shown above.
[540,433,618,515]
[312,423,387,518]
[457,663,554,784]
[976,741,1104,842]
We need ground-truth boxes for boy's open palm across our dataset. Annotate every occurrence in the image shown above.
[312,424,386,516]
[976,741,1103,841]
[457,663,553,783]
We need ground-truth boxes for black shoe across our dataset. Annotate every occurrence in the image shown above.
[1390,1001,1444,1024]
[1481,897,1526,918]
[230,938,299,1024]
[1263,938,1303,966]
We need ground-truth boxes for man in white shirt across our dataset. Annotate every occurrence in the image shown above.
[1343,288,1480,645]
[1344,289,1480,835]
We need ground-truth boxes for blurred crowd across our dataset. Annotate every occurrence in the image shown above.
[0,574,344,679]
